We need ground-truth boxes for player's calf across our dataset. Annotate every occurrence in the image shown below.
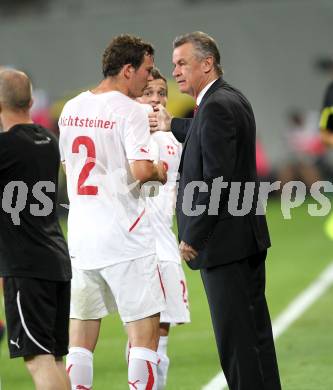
[25,354,70,390]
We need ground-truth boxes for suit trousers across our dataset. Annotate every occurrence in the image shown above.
[200,251,281,390]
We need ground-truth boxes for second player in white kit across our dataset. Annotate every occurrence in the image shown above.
[137,68,191,390]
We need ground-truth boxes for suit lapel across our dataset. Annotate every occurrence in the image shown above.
[181,77,225,150]
[178,78,226,173]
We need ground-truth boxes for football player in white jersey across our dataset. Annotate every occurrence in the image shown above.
[136,69,191,389]
[58,35,168,390]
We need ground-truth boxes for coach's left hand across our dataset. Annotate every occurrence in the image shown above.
[179,241,198,262]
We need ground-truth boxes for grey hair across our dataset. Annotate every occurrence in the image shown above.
[173,31,223,76]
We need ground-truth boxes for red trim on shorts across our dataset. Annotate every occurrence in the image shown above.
[180,280,188,303]
[66,364,73,375]
[146,361,155,390]
[129,209,146,232]
[157,265,166,299]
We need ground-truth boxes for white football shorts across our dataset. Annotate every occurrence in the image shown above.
[70,255,166,323]
[159,261,191,324]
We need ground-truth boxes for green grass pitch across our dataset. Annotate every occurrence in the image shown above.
[1,198,333,389]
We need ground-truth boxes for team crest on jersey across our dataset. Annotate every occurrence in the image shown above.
[166,145,175,155]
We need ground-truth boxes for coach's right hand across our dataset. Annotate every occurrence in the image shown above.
[149,104,172,132]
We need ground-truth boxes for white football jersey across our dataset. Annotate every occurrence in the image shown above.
[146,131,182,263]
[59,91,156,269]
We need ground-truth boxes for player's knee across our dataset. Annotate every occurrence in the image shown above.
[69,320,100,352]
[24,355,47,375]
[128,315,160,350]
[130,329,160,351]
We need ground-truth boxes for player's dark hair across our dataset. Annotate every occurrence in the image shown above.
[150,68,166,84]
[102,34,154,77]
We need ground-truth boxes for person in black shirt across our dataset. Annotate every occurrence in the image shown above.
[0,69,71,390]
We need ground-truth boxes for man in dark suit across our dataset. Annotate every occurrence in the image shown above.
[150,32,281,390]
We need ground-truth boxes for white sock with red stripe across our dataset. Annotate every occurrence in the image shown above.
[128,347,158,390]
[66,347,93,390]
[157,336,169,390]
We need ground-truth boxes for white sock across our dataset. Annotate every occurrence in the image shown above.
[125,340,131,364]
[66,347,93,390]
[157,336,170,390]
[128,347,158,390]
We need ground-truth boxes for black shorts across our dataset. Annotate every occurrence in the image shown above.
[3,277,70,359]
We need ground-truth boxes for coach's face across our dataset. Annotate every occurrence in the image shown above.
[130,54,154,98]
[172,42,206,99]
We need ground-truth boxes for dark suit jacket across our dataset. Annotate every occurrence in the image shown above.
[171,78,271,269]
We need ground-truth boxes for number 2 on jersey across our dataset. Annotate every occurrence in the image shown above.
[72,136,98,195]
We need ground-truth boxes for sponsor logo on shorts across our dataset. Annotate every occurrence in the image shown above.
[10,337,20,349]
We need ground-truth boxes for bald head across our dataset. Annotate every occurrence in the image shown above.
[0,69,32,111]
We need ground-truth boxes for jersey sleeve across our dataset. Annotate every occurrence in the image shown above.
[124,105,154,161]
[58,138,65,163]
[58,105,68,163]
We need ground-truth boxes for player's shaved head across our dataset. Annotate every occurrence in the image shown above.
[0,69,32,111]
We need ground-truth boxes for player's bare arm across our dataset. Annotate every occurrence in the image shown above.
[130,159,167,184]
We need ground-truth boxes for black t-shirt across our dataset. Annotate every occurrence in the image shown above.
[320,81,333,132]
[0,124,71,281]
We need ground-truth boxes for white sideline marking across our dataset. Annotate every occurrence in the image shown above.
[202,262,333,390]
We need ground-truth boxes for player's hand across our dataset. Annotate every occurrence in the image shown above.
[179,241,198,262]
[156,160,168,185]
[149,104,172,132]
